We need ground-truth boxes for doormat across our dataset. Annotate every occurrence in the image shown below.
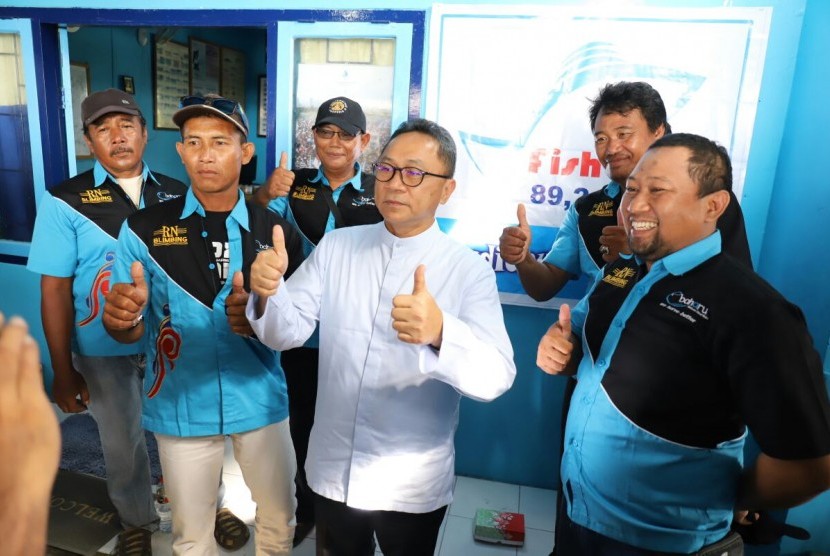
[59,413,162,483]
[47,469,122,556]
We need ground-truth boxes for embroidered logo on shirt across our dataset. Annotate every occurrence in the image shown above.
[352,195,376,207]
[255,239,272,252]
[660,291,709,322]
[152,225,188,247]
[80,188,113,204]
[78,251,115,327]
[588,200,614,217]
[148,304,181,399]
[292,185,316,201]
[602,266,636,288]
[157,191,182,202]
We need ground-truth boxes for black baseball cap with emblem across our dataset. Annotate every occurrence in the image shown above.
[81,88,142,127]
[313,97,366,135]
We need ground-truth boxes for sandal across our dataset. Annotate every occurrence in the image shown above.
[114,527,153,556]
[214,508,251,551]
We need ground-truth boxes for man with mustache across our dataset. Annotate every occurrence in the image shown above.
[27,89,187,554]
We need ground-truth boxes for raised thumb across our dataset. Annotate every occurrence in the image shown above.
[231,271,244,294]
[279,151,288,169]
[517,203,529,230]
[412,264,427,294]
[272,224,286,255]
[558,303,571,337]
[130,261,147,291]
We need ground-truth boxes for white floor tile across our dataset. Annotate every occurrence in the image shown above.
[518,486,557,532]
[517,526,555,555]
[450,476,520,519]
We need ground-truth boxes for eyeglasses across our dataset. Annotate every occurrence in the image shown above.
[314,127,359,142]
[179,95,249,134]
[372,162,452,188]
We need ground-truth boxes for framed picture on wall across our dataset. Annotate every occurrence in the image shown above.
[69,62,92,159]
[220,46,245,102]
[121,75,135,95]
[189,37,221,96]
[258,75,267,137]
[153,38,189,130]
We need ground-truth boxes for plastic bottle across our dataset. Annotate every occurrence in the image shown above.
[155,478,172,533]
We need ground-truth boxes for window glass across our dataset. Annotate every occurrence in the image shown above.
[292,37,395,169]
[0,31,36,244]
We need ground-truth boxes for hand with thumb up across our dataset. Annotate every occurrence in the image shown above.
[250,224,289,299]
[225,271,253,336]
[391,265,443,348]
[536,303,576,375]
[103,261,149,341]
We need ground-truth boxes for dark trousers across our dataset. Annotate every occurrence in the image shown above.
[552,376,578,555]
[315,494,447,556]
[556,512,743,556]
[281,346,319,524]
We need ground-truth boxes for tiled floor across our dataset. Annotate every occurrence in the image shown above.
[94,437,557,555]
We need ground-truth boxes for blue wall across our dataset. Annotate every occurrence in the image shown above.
[69,25,268,185]
[1,2,830,551]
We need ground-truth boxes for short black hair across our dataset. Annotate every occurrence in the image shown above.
[649,133,732,196]
[589,81,671,135]
[384,118,457,177]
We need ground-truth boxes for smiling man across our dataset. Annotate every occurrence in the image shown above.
[246,119,516,556]
[26,88,187,554]
[251,96,383,543]
[536,133,830,555]
[102,95,303,555]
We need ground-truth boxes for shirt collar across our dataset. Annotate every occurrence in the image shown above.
[636,230,723,276]
[180,187,250,231]
[93,160,159,187]
[378,219,443,249]
[604,181,621,199]
[311,163,365,192]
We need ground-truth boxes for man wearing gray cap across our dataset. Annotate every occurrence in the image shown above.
[103,94,303,555]
[252,96,383,544]
[27,88,187,554]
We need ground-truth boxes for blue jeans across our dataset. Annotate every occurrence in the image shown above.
[73,353,157,530]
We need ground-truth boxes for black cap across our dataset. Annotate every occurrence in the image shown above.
[172,94,249,138]
[81,88,142,127]
[314,97,366,135]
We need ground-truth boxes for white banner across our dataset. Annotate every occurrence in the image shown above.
[426,5,770,306]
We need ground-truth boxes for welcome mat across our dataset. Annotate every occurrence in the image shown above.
[47,470,121,556]
[60,413,162,482]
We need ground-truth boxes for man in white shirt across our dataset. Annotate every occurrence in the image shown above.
[247,118,517,555]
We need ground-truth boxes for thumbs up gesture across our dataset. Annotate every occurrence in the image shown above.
[225,271,253,336]
[499,203,532,265]
[264,151,294,200]
[598,206,631,263]
[536,304,575,375]
[103,261,149,332]
[391,265,443,348]
[250,224,289,298]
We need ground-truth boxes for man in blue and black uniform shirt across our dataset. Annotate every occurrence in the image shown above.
[537,133,830,555]
[252,96,383,543]
[103,94,304,555]
[26,88,187,554]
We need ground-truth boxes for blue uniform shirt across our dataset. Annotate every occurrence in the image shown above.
[112,188,297,437]
[27,161,185,356]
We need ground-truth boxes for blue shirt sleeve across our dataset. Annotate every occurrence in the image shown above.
[544,203,581,277]
[267,196,289,218]
[112,220,144,285]
[26,194,78,277]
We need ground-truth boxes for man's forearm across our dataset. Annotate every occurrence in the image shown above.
[40,277,76,377]
[105,321,145,344]
[515,258,570,301]
[251,185,272,208]
[737,453,830,510]
[0,488,49,556]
